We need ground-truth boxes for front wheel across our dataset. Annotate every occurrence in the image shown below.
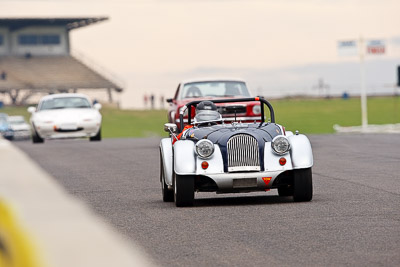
[90,128,101,141]
[174,174,194,207]
[293,168,313,202]
[4,135,14,141]
[32,127,44,144]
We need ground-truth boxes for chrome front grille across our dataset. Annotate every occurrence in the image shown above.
[227,134,260,172]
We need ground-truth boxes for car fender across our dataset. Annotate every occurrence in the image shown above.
[160,138,173,186]
[174,140,196,175]
[288,134,313,169]
[285,131,294,136]
[264,143,294,171]
[31,122,43,139]
[195,145,224,175]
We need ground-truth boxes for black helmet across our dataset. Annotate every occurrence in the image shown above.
[197,101,217,111]
[194,101,221,122]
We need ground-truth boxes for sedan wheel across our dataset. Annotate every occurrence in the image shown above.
[32,127,44,144]
[90,127,101,141]
[293,168,313,202]
[174,174,194,207]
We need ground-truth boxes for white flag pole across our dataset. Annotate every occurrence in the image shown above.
[359,36,368,129]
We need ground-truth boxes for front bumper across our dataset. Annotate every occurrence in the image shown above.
[197,170,287,193]
[13,130,31,139]
[35,122,100,139]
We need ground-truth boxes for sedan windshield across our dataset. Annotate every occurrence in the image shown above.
[179,81,251,99]
[9,118,26,125]
[39,97,91,111]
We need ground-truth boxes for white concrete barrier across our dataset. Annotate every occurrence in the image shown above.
[334,123,400,133]
[0,138,154,267]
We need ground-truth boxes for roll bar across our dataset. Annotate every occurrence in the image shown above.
[179,97,275,132]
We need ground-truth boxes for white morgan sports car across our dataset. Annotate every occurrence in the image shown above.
[160,97,313,207]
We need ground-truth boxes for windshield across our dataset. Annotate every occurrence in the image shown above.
[9,117,26,125]
[179,81,251,99]
[39,97,91,111]
[0,117,7,124]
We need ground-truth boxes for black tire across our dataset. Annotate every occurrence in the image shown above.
[90,128,101,141]
[32,127,44,144]
[174,173,194,207]
[278,185,293,197]
[293,168,313,202]
[4,135,14,141]
[160,153,174,202]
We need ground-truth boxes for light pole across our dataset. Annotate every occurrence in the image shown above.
[359,36,368,129]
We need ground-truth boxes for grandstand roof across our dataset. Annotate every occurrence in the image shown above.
[0,56,122,92]
[0,17,108,30]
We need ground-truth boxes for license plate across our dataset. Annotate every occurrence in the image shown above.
[60,124,77,130]
[232,178,257,188]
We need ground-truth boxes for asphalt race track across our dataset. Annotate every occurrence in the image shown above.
[15,134,400,266]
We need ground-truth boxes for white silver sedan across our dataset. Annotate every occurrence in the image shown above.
[28,94,102,143]
[8,115,31,140]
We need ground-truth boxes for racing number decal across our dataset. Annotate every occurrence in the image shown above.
[262,177,272,191]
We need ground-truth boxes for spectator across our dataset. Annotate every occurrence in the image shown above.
[150,94,155,109]
[0,71,6,80]
[144,94,148,109]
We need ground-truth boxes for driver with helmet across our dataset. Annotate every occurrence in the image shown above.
[173,101,221,144]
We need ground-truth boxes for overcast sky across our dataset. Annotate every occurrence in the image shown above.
[1,0,400,108]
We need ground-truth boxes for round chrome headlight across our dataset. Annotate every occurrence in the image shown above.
[252,105,261,115]
[271,136,290,155]
[195,139,214,158]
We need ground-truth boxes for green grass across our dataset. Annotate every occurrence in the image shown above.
[270,96,400,134]
[1,106,31,121]
[1,96,399,137]
[100,108,167,138]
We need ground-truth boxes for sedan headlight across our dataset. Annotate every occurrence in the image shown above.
[252,105,261,115]
[195,139,214,159]
[271,135,290,155]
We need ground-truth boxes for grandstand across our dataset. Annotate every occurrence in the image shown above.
[0,17,123,105]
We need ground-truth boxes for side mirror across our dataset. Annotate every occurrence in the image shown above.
[27,106,36,113]
[93,103,102,110]
[164,123,178,134]
[166,98,173,103]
